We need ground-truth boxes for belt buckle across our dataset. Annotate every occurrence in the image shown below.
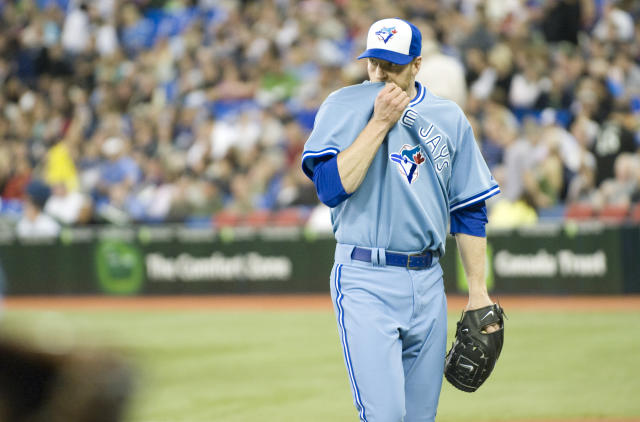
[406,252,422,269]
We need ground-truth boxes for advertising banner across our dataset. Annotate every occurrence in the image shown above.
[449,223,628,294]
[1,223,637,296]
[1,226,336,295]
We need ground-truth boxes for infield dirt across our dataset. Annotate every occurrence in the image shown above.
[4,294,640,311]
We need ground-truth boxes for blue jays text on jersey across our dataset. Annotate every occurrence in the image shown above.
[391,113,453,185]
[302,81,499,255]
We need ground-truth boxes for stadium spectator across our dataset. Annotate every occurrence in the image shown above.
[592,107,638,185]
[16,180,60,238]
[523,127,566,210]
[493,115,529,202]
[61,2,90,55]
[1,148,32,201]
[592,152,639,210]
[608,51,640,108]
[44,182,91,225]
[487,195,539,229]
[0,0,639,229]
[508,52,548,109]
[593,1,635,42]
[566,160,598,205]
[416,38,468,107]
[541,0,587,45]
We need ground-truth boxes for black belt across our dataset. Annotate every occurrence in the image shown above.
[351,247,434,269]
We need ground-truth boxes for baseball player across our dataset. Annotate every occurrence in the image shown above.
[301,18,501,421]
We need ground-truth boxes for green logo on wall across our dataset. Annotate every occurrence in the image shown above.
[95,241,144,295]
[456,243,494,292]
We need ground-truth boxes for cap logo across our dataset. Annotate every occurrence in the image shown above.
[375,26,397,43]
[358,18,421,65]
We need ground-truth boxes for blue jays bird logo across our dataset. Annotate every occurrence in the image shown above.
[390,144,426,184]
[376,26,397,43]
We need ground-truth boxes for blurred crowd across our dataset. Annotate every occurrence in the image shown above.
[0,0,639,235]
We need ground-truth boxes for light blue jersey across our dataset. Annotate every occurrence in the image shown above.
[302,81,499,255]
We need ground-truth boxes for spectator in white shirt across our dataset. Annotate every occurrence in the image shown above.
[44,182,91,225]
[16,180,60,239]
[61,3,90,54]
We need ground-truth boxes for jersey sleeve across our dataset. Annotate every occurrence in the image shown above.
[301,100,365,180]
[450,201,488,237]
[448,120,500,212]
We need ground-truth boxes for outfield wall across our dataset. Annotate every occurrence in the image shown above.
[1,223,638,296]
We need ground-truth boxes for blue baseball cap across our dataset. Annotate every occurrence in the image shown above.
[26,180,51,209]
[357,18,422,65]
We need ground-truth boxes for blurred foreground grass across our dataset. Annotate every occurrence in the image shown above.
[2,307,639,422]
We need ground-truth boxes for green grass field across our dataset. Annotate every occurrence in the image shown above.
[2,307,640,422]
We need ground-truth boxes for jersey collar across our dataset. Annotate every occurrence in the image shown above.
[409,81,426,107]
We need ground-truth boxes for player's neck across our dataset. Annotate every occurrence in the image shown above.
[407,81,417,102]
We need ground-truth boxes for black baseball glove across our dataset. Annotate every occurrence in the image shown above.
[444,303,505,392]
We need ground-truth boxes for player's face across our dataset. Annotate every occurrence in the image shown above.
[367,57,421,94]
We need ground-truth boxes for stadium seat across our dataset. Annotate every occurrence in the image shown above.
[272,208,307,226]
[245,210,271,227]
[214,210,242,227]
[564,203,595,221]
[537,204,566,221]
[598,204,630,224]
[630,203,640,224]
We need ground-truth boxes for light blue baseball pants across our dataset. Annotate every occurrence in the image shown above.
[330,243,448,422]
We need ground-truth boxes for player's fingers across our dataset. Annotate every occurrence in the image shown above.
[390,91,410,108]
[377,84,397,104]
[379,82,396,96]
[389,96,407,110]
[385,82,398,91]
[399,94,411,107]
[390,86,405,99]
[483,323,500,334]
[384,84,405,99]
[378,93,402,111]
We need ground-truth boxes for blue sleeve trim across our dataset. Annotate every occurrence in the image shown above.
[301,148,340,180]
[450,201,488,237]
[312,155,351,208]
[450,184,500,212]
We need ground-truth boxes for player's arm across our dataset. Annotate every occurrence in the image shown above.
[451,202,499,332]
[455,234,499,333]
[455,233,492,308]
[337,83,410,194]
[307,83,409,206]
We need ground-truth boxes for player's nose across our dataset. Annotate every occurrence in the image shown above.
[374,65,387,80]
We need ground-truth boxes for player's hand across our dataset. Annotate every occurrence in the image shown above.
[372,83,411,128]
[466,293,500,333]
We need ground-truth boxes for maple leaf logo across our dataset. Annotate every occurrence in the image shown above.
[413,152,425,164]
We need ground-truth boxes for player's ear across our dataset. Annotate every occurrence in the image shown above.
[412,56,422,76]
